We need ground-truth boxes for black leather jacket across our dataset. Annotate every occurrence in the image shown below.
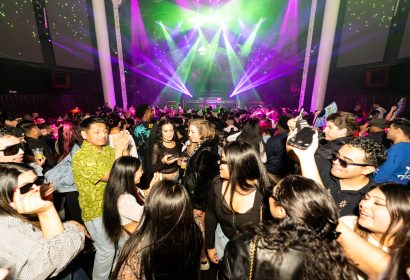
[218,233,306,280]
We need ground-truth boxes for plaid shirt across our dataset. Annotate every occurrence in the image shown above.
[0,216,84,280]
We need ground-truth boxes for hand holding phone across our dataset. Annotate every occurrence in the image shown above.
[288,127,315,150]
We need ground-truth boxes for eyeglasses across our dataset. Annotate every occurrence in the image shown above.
[328,152,373,168]
[18,177,45,194]
[0,143,24,156]
[219,159,228,165]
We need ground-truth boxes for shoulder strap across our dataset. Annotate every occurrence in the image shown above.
[249,238,257,280]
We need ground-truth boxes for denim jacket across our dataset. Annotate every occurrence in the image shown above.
[45,144,80,193]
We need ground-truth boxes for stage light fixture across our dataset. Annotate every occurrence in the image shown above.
[188,14,232,28]
[198,46,207,56]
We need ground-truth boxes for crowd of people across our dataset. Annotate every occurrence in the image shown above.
[0,101,409,280]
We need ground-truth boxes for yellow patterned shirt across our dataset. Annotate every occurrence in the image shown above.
[72,141,115,222]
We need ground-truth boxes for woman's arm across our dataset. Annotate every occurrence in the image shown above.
[337,220,391,280]
[205,181,220,263]
[385,106,397,121]
[8,188,84,279]
[150,143,166,172]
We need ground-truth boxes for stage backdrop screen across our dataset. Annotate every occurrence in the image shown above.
[123,0,305,104]
[336,0,396,68]
[399,10,410,59]
[46,0,95,70]
[0,1,43,63]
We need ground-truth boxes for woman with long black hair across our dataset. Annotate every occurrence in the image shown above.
[219,175,356,280]
[103,157,145,248]
[228,118,267,163]
[111,180,202,280]
[205,141,270,264]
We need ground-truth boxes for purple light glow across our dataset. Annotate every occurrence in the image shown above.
[230,0,299,97]
[175,0,193,10]
[131,0,150,60]
[128,50,192,96]
[49,39,92,63]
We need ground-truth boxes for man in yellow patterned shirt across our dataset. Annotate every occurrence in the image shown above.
[72,117,129,280]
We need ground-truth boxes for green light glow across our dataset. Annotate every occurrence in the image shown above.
[158,21,182,63]
[136,0,286,100]
[240,18,264,57]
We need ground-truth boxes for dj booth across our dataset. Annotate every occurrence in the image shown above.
[182,97,238,109]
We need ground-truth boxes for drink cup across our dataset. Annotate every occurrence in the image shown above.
[32,148,44,160]
[180,157,188,169]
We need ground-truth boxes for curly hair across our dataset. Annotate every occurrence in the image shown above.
[347,137,387,167]
[250,175,356,279]
[154,119,177,145]
[253,220,356,279]
[0,126,17,138]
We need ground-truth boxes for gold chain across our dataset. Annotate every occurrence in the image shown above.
[248,238,257,280]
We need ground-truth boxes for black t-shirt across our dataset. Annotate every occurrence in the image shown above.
[150,142,182,174]
[265,132,295,175]
[321,172,373,216]
[366,131,391,149]
[315,137,352,180]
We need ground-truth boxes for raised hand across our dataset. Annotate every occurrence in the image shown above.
[287,130,320,159]
[10,185,54,215]
[113,131,130,156]
[161,154,178,165]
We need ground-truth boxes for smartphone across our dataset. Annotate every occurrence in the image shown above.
[168,155,177,160]
[295,108,310,130]
[295,108,304,121]
[288,127,315,150]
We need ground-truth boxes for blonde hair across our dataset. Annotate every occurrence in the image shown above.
[188,119,215,140]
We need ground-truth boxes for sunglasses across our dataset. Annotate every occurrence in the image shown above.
[0,143,24,156]
[19,177,45,194]
[219,159,228,165]
[328,152,373,168]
